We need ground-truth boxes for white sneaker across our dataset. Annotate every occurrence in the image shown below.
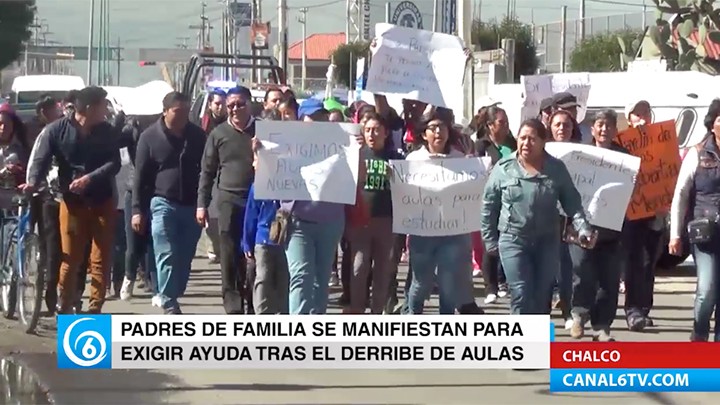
[120,277,134,301]
[208,251,217,261]
[484,294,497,304]
[328,273,340,287]
[472,268,482,277]
[564,318,574,330]
[151,295,163,307]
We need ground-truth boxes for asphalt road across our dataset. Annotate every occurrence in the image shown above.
[0,250,715,404]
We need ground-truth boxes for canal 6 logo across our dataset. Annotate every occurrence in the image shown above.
[57,315,112,369]
[391,1,424,29]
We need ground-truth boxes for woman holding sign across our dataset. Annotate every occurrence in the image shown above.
[549,109,579,330]
[346,112,403,314]
[567,110,631,342]
[480,118,593,316]
[403,112,475,315]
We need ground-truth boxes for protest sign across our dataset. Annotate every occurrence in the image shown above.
[366,23,466,109]
[545,142,640,231]
[616,120,681,220]
[389,157,489,236]
[520,73,591,123]
[254,121,361,204]
[550,72,591,122]
[520,75,552,123]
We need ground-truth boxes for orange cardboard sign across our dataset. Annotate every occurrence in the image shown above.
[615,120,681,220]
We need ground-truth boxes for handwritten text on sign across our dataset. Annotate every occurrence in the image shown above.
[616,120,681,220]
[545,143,640,231]
[521,73,591,123]
[254,121,361,205]
[389,158,489,236]
[366,23,466,109]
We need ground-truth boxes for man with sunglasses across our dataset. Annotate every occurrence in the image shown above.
[196,86,256,314]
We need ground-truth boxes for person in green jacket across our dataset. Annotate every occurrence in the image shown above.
[480,118,593,315]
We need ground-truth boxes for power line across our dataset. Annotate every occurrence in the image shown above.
[586,0,647,7]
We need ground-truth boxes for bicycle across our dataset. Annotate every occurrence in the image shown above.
[0,189,45,334]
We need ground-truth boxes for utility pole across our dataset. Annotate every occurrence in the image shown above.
[278,0,288,72]
[116,37,122,85]
[41,24,53,73]
[560,5,567,73]
[97,0,104,85]
[28,16,41,73]
[579,0,586,42]
[87,0,95,85]
[298,7,307,91]
[189,2,212,50]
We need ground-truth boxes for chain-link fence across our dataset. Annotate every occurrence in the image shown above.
[289,78,328,92]
[533,10,653,73]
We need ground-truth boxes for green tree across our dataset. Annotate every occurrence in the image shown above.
[330,41,369,88]
[0,1,36,70]
[569,29,644,72]
[471,16,538,82]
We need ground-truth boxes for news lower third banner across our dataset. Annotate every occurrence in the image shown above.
[550,342,720,392]
[57,315,551,370]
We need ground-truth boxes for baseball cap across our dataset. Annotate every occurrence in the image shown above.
[624,99,650,119]
[298,98,328,119]
[539,97,554,112]
[552,92,579,108]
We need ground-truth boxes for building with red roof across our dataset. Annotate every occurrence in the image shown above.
[287,32,346,90]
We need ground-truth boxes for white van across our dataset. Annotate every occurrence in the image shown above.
[10,75,85,104]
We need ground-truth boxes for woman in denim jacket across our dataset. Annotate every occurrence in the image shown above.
[480,118,593,315]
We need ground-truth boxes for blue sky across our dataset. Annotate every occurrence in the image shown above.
[35,0,653,84]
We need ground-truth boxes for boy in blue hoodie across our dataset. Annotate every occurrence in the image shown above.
[241,182,289,314]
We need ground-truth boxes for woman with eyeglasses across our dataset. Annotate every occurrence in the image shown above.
[403,111,475,314]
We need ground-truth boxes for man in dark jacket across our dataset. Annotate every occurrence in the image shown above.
[132,92,205,314]
[196,86,256,314]
[25,86,121,314]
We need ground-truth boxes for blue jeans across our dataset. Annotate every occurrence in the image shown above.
[692,242,720,340]
[286,217,344,314]
[123,191,157,293]
[150,197,202,310]
[407,234,470,314]
[558,242,573,317]
[111,209,126,286]
[498,233,560,314]
[569,240,622,330]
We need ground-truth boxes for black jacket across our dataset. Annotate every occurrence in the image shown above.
[474,133,517,164]
[132,119,206,214]
[27,116,121,205]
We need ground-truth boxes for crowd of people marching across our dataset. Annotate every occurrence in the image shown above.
[1,76,719,342]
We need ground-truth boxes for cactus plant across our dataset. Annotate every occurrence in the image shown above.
[649,0,720,73]
[617,29,646,69]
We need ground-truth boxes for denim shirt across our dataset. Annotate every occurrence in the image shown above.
[480,153,591,251]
